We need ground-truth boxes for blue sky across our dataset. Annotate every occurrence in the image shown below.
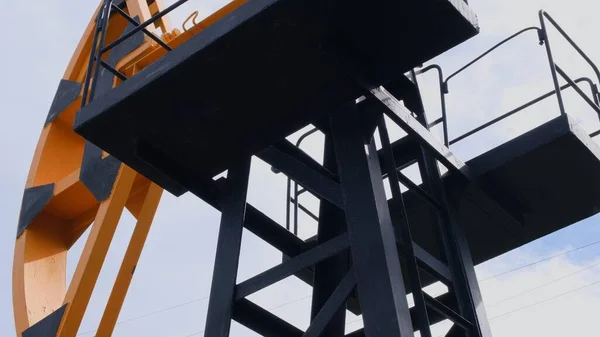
[2,0,600,336]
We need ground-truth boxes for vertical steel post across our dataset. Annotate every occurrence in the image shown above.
[310,135,349,337]
[203,158,252,337]
[539,11,567,116]
[331,105,413,337]
[378,117,433,337]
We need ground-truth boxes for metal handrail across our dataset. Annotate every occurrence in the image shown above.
[101,0,187,53]
[540,10,600,119]
[82,0,188,107]
[449,77,597,145]
[275,127,320,235]
[540,11,600,87]
[416,65,449,146]
[444,27,542,91]
[416,11,600,147]
[555,66,600,116]
[414,27,542,146]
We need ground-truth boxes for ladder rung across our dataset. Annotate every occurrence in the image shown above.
[423,293,473,330]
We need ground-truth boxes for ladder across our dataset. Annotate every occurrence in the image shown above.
[374,72,491,337]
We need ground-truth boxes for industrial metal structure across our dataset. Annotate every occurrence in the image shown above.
[13,0,600,336]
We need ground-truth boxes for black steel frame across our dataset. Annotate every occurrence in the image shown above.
[76,4,600,337]
[199,73,494,337]
[285,11,600,238]
[81,0,185,107]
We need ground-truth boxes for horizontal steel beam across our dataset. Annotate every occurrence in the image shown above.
[235,234,350,299]
[233,299,303,337]
[257,145,343,208]
[367,87,473,180]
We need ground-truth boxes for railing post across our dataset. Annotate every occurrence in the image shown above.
[539,10,567,116]
[89,0,114,101]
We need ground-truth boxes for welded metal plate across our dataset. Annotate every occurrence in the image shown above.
[407,114,600,265]
[74,0,478,196]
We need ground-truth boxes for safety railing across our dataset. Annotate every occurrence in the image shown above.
[273,127,321,235]
[279,10,600,237]
[81,0,188,107]
[416,10,600,148]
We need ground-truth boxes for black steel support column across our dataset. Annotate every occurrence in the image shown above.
[378,116,433,337]
[310,135,349,337]
[203,158,252,337]
[330,106,413,337]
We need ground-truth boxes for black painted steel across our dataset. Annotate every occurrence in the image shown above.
[555,65,600,116]
[257,145,343,208]
[99,60,128,81]
[541,11,600,86]
[110,3,172,51]
[444,27,541,89]
[16,184,55,238]
[303,268,356,337]
[378,116,432,337]
[203,158,251,337]
[450,77,597,145]
[45,80,82,125]
[234,233,349,299]
[395,169,443,211]
[22,304,67,337]
[346,293,458,337]
[409,73,491,337]
[309,137,349,337]
[244,204,311,257]
[74,0,478,195]
[81,4,104,107]
[89,0,113,101]
[416,64,449,146]
[423,293,473,330]
[233,299,303,337]
[93,17,145,100]
[538,12,566,116]
[369,87,472,180]
[331,106,413,337]
[290,198,319,222]
[411,242,453,285]
[290,128,320,234]
[79,142,121,202]
[101,0,188,54]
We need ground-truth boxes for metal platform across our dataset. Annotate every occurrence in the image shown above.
[403,113,600,266]
[66,0,600,336]
[74,0,478,196]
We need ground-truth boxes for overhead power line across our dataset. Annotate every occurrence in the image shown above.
[435,276,600,337]
[77,296,209,336]
[79,238,600,337]
[480,239,600,282]
[490,277,600,320]
[488,259,600,307]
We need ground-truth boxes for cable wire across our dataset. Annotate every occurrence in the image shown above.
[487,259,600,307]
[78,239,600,337]
[480,239,600,282]
[77,296,209,336]
[490,277,600,320]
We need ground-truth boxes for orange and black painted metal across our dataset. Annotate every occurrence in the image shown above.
[21,0,600,337]
[67,0,495,336]
[12,1,246,336]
